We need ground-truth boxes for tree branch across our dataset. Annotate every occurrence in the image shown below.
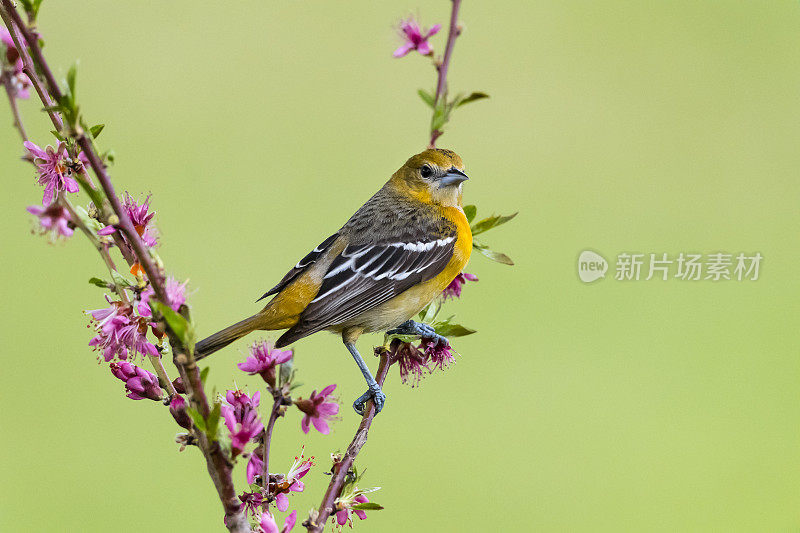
[306,352,391,532]
[429,0,462,148]
[262,391,283,492]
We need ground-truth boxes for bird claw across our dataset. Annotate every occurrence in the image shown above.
[352,382,386,416]
[387,320,449,346]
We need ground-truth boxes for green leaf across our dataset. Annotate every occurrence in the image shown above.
[186,406,206,432]
[350,502,384,511]
[455,91,489,107]
[420,298,440,324]
[383,333,418,345]
[205,402,221,441]
[473,243,515,265]
[200,366,210,386]
[66,64,77,99]
[279,358,294,386]
[89,124,105,138]
[111,271,132,288]
[463,205,477,223]
[89,277,109,288]
[50,130,65,141]
[152,301,196,353]
[449,92,466,108]
[431,100,449,132]
[432,322,477,337]
[42,104,63,113]
[470,212,518,236]
[417,89,435,108]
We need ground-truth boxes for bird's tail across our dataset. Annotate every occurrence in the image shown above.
[195,314,263,360]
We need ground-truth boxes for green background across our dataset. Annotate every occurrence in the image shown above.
[2,1,799,531]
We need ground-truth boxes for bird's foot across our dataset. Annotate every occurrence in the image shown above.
[387,320,449,347]
[352,382,386,416]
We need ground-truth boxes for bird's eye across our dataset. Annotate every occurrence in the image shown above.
[420,165,433,179]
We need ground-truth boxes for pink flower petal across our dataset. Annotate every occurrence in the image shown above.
[275,492,289,512]
[283,510,297,533]
[311,416,330,435]
[393,42,414,57]
[300,415,310,434]
[260,512,279,533]
[317,402,339,416]
[427,24,442,37]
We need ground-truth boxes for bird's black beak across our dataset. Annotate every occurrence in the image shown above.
[438,167,469,188]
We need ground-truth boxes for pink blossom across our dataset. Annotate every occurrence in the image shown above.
[393,17,441,57]
[221,389,263,457]
[98,192,158,248]
[422,337,456,371]
[24,141,87,205]
[335,495,370,527]
[26,204,73,238]
[274,447,314,512]
[388,341,428,387]
[109,360,164,401]
[137,277,188,317]
[246,449,264,485]
[442,272,478,300]
[86,297,159,361]
[294,384,339,435]
[387,336,457,387]
[238,489,268,518]
[169,394,192,429]
[238,340,293,387]
[259,510,296,533]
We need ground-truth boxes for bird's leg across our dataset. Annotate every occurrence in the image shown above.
[387,319,449,347]
[344,340,386,416]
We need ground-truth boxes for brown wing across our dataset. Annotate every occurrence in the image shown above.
[256,233,339,302]
[275,236,455,346]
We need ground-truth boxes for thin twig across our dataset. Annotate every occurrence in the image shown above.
[1,73,28,141]
[262,391,283,492]
[429,0,462,148]
[306,353,391,532]
[0,5,62,132]
[168,308,248,532]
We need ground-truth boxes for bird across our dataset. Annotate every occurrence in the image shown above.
[194,148,472,415]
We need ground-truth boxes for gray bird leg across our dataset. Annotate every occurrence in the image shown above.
[344,340,386,415]
[387,319,449,347]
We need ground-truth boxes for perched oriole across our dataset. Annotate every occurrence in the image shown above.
[195,148,472,414]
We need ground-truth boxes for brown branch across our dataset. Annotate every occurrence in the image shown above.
[0,6,62,132]
[429,0,462,148]
[168,308,249,533]
[262,391,283,492]
[306,352,391,532]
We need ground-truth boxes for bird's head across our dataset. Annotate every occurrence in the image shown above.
[391,148,469,207]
